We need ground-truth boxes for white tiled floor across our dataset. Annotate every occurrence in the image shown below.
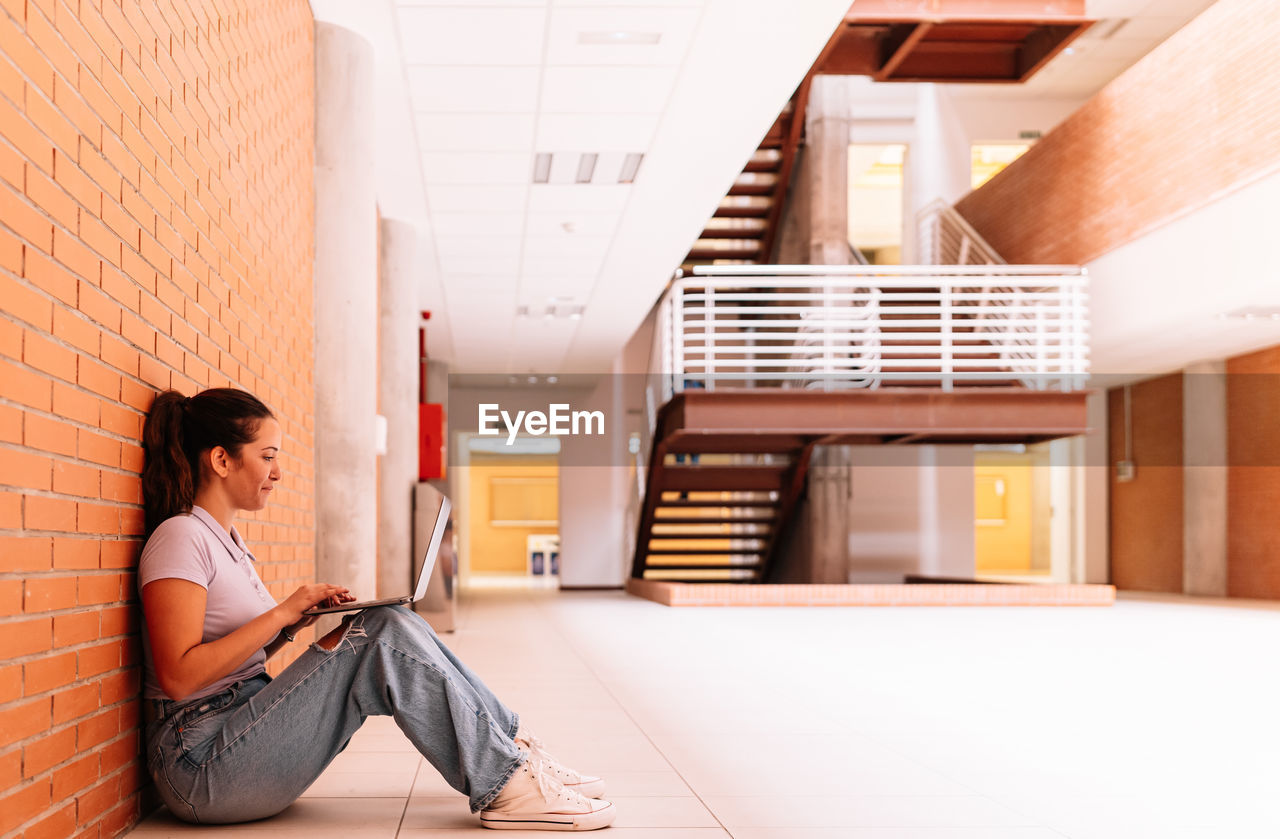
[128,589,1280,837]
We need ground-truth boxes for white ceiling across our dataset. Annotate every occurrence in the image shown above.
[996,0,1220,98]
[310,0,1223,376]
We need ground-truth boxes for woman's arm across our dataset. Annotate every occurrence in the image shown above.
[142,579,348,701]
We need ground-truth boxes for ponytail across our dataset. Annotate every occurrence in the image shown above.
[141,388,274,536]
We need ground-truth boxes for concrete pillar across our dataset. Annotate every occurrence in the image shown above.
[314,23,378,598]
[559,368,628,588]
[1080,390,1110,583]
[377,220,421,596]
[1183,361,1228,596]
[805,78,853,265]
[906,84,971,263]
[917,445,976,577]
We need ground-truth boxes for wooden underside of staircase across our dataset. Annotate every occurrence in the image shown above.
[631,388,1089,584]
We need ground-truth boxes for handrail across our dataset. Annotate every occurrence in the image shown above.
[651,265,1088,396]
[916,198,1006,266]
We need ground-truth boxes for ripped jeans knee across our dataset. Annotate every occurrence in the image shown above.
[316,612,369,652]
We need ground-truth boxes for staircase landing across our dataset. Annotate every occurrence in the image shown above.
[626,578,1116,608]
[632,387,1090,584]
[659,387,1089,446]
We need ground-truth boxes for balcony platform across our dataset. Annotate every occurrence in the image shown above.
[626,578,1116,607]
[659,387,1091,448]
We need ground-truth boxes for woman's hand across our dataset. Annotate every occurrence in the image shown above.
[275,583,354,626]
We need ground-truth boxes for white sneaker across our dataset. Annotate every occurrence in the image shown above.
[515,728,607,799]
[480,758,615,831]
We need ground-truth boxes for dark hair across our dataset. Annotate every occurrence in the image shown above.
[141,388,274,536]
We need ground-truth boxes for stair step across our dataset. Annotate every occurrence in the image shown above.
[655,499,777,508]
[652,515,777,525]
[661,466,788,492]
[642,563,763,571]
[646,547,765,555]
[648,532,768,541]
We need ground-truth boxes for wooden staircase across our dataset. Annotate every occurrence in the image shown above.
[680,83,811,272]
[635,443,815,584]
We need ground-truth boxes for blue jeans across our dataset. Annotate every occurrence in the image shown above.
[143,606,524,824]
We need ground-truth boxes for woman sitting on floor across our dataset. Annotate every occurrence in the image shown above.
[137,386,614,831]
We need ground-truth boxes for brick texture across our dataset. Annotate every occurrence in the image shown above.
[955,0,1280,265]
[1226,347,1280,599]
[0,2,315,837]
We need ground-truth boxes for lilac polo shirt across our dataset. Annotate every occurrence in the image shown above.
[137,505,278,701]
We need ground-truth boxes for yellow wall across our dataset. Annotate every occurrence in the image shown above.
[467,454,559,574]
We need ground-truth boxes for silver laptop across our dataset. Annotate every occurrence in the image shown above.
[304,495,452,615]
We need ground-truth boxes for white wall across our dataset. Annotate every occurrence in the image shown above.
[841,445,976,582]
[1087,166,1280,375]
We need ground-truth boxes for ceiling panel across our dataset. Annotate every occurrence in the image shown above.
[1135,0,1217,15]
[535,114,658,152]
[401,0,546,6]
[528,184,631,213]
[519,274,597,301]
[434,235,524,257]
[446,291,519,321]
[540,66,680,114]
[507,320,578,370]
[416,114,537,151]
[546,7,699,66]
[427,184,528,213]
[432,213,526,237]
[525,212,619,237]
[523,235,613,259]
[398,7,545,65]
[553,0,700,6]
[447,335,516,374]
[520,253,603,276]
[408,66,541,112]
[442,273,520,293]
[438,253,521,274]
[1109,16,1188,40]
[421,152,533,184]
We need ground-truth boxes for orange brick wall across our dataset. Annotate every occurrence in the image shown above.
[955,0,1280,265]
[0,2,315,837]
[1226,346,1280,599]
[1107,374,1184,593]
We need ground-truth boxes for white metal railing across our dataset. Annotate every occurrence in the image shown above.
[649,265,1088,399]
[917,198,1006,266]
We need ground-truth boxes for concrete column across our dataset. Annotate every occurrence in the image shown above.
[805,78,853,265]
[377,220,421,596]
[1080,390,1110,583]
[906,84,971,263]
[917,445,976,577]
[558,369,628,587]
[314,23,378,598]
[1183,361,1228,596]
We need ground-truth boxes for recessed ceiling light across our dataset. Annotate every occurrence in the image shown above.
[575,153,598,184]
[577,31,662,46]
[532,152,645,185]
[1218,305,1280,320]
[532,153,552,184]
[618,152,643,184]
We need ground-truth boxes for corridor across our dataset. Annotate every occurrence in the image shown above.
[129,589,1280,837]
